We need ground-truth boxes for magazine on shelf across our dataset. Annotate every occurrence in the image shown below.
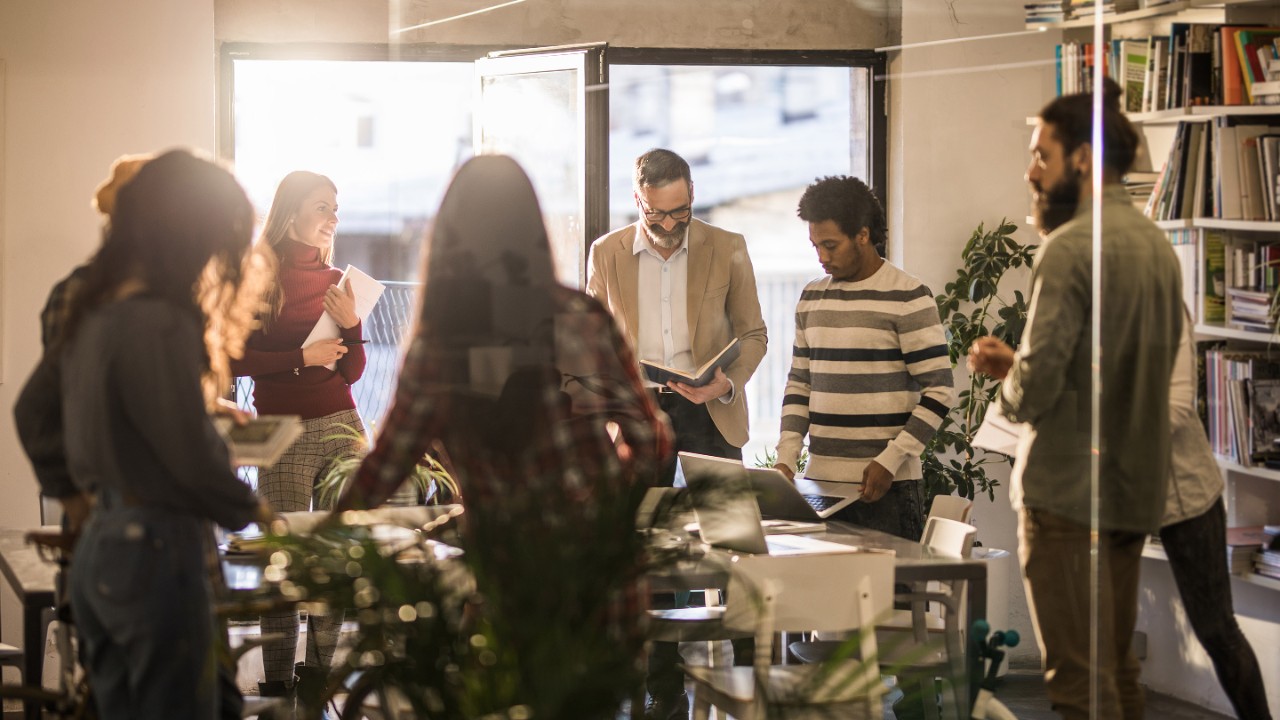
[214,414,303,468]
[640,338,741,388]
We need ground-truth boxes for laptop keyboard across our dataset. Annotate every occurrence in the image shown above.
[804,494,844,512]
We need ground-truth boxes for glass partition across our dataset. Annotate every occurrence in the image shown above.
[474,46,607,289]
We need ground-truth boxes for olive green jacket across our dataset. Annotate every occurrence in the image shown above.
[1002,185,1183,534]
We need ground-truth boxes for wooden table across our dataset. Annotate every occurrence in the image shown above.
[0,527,59,720]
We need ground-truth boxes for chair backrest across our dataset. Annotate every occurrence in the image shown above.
[721,550,896,635]
[928,494,974,524]
[921,516,977,559]
[722,551,894,704]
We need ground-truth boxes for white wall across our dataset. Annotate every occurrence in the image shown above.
[215,0,898,49]
[0,0,218,673]
[890,0,1054,665]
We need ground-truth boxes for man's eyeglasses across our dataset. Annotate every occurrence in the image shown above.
[639,201,692,224]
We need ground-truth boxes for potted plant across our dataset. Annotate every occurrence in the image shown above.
[313,422,460,508]
[921,219,1037,504]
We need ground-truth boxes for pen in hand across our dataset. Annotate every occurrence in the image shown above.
[341,340,368,346]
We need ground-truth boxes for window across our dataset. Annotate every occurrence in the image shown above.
[224,46,884,461]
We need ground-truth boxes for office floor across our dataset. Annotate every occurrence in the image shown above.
[970,660,1234,720]
[2,641,1236,720]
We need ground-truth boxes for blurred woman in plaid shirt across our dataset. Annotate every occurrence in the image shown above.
[336,154,672,717]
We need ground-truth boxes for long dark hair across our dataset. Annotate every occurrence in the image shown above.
[59,148,262,403]
[1039,77,1139,179]
[417,155,556,346]
[257,170,338,327]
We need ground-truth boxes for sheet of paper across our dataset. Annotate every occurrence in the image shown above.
[971,399,1027,458]
[301,264,386,369]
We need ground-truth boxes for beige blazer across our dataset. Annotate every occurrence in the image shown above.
[587,219,767,447]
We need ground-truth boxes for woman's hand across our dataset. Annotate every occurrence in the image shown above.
[212,397,251,425]
[254,497,279,527]
[302,338,348,368]
[325,282,359,329]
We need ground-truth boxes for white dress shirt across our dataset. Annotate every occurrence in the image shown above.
[633,224,693,386]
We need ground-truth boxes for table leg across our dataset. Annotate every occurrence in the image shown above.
[966,565,988,715]
[23,602,44,720]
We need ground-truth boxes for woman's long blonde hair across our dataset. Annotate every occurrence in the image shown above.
[256,171,338,328]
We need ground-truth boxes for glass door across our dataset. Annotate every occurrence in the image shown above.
[474,44,608,290]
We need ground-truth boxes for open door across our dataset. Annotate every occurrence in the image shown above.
[475,44,608,290]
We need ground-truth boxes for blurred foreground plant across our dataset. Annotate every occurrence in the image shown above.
[262,467,651,720]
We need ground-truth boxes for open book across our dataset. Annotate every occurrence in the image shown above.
[302,264,386,370]
[641,338,740,388]
[214,414,303,468]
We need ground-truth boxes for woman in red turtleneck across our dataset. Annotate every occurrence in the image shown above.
[229,171,364,712]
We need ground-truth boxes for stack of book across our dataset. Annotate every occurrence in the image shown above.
[1145,120,1280,224]
[1226,525,1279,577]
[1257,530,1280,580]
[1174,227,1279,334]
[1201,349,1280,465]
[1025,2,1065,25]
[1065,0,1119,22]
[1066,24,1280,109]
[1122,170,1160,208]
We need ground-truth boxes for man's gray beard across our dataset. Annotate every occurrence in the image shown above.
[644,224,683,250]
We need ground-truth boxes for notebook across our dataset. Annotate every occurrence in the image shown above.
[684,469,859,556]
[677,451,859,522]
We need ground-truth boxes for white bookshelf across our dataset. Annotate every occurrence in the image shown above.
[1216,457,1280,484]
[1194,323,1279,343]
[1130,105,1280,124]
[1030,0,1278,30]
[1144,540,1280,591]
[1156,218,1280,232]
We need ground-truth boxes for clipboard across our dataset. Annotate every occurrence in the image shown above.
[302,264,386,369]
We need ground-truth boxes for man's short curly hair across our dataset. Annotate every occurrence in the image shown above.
[797,176,886,255]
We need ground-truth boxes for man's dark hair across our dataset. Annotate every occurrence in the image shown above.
[797,176,887,254]
[634,148,692,190]
[1038,77,1139,178]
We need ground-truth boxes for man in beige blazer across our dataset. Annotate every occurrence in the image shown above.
[587,148,766,719]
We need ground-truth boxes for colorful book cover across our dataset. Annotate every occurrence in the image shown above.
[1202,229,1227,324]
[1235,28,1280,104]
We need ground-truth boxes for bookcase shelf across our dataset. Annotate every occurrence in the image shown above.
[1241,570,1280,591]
[1157,218,1280,232]
[1216,456,1280,483]
[1143,541,1280,591]
[1030,0,1277,31]
[1194,322,1277,343]
[1129,105,1280,125]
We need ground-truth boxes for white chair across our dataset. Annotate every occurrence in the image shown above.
[682,550,895,720]
[791,517,977,720]
[927,495,973,524]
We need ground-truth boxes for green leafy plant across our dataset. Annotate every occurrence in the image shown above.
[921,219,1036,502]
[752,446,808,474]
[314,422,460,509]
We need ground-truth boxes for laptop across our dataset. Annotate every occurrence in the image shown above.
[683,469,859,556]
[677,452,859,521]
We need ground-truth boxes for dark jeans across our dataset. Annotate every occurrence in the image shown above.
[830,479,925,543]
[648,392,748,702]
[71,507,221,720]
[652,391,741,488]
[1160,499,1273,720]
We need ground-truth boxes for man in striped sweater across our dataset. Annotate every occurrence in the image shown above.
[773,176,954,542]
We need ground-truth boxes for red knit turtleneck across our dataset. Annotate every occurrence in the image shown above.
[229,240,366,418]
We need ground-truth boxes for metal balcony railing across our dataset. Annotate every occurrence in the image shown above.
[235,274,813,460]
